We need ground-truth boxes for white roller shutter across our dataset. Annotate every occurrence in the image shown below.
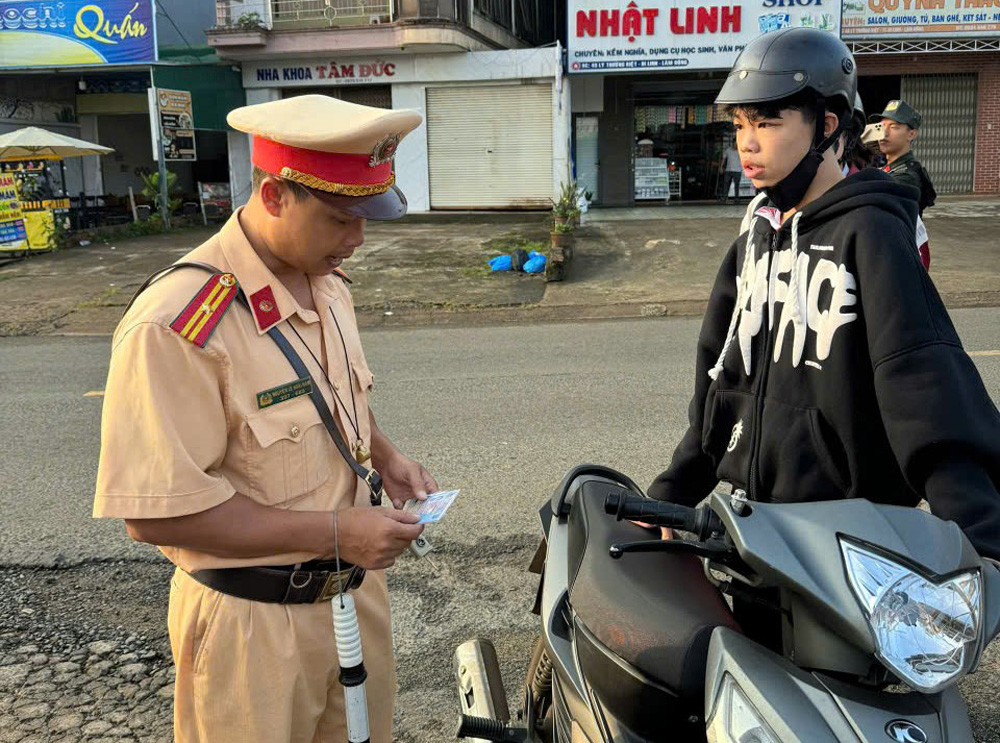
[427,84,553,209]
[900,74,976,194]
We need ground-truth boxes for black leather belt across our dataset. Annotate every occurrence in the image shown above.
[188,560,365,604]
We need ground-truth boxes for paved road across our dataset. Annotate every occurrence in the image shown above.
[1,311,998,742]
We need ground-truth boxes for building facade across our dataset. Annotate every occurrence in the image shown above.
[0,0,244,208]
[207,0,565,210]
[566,0,1000,206]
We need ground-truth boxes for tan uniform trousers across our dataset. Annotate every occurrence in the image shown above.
[168,567,395,743]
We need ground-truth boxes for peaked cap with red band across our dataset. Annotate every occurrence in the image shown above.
[227,94,422,221]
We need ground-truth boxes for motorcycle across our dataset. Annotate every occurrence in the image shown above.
[453,464,1000,743]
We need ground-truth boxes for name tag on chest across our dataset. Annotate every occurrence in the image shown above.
[257,377,313,409]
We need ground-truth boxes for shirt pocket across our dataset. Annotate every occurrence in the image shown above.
[349,358,375,453]
[244,395,333,505]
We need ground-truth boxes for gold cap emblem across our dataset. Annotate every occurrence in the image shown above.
[369,134,401,168]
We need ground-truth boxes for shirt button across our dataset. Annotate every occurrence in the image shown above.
[290,425,301,438]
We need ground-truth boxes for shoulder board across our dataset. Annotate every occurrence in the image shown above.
[333,267,352,284]
[169,272,240,347]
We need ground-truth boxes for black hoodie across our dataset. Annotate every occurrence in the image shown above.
[649,169,1000,561]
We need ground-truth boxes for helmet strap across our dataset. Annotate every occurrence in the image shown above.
[762,99,849,212]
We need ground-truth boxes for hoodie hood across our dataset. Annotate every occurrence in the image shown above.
[793,167,919,232]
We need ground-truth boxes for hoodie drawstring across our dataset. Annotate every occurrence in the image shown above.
[707,211,806,380]
[709,217,757,381]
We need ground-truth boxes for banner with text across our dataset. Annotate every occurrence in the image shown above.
[842,0,1000,39]
[0,0,156,68]
[0,175,29,251]
[568,0,841,73]
[150,89,196,162]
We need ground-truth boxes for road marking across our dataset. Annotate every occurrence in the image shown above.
[84,391,105,397]
[970,350,1000,357]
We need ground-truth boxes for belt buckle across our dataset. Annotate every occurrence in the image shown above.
[316,571,345,603]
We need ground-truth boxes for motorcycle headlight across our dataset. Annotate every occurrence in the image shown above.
[706,674,781,743]
[840,539,982,693]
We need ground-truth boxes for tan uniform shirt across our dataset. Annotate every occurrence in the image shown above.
[94,211,395,743]
[94,209,376,571]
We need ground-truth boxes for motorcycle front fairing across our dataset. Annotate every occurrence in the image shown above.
[704,627,973,743]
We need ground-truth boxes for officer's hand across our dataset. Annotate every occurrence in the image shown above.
[379,451,439,510]
[335,507,424,570]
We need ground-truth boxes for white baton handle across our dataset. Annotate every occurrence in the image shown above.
[333,594,370,743]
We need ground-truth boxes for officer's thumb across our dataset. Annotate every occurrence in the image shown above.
[383,508,421,526]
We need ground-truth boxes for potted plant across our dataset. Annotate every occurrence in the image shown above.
[550,220,575,247]
[551,179,579,228]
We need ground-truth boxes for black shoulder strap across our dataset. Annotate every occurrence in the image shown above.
[126,262,384,506]
[264,324,383,506]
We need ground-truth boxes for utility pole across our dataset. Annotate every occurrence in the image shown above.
[149,67,171,230]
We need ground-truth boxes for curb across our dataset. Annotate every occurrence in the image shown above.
[354,299,710,329]
[33,290,1000,337]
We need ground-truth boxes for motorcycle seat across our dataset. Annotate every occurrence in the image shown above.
[566,477,740,708]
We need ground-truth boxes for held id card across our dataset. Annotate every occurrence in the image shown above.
[403,489,460,525]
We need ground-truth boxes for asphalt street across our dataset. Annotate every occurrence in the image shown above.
[1,311,999,742]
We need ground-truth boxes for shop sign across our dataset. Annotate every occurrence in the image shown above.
[149,88,197,162]
[0,0,156,67]
[243,58,416,88]
[0,174,29,251]
[568,0,840,73]
[842,0,1000,39]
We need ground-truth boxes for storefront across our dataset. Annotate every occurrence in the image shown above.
[843,3,1000,195]
[0,1,245,232]
[568,0,842,207]
[238,47,569,211]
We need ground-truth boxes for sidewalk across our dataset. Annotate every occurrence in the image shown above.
[1,199,998,336]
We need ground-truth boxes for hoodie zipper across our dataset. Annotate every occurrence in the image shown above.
[747,231,779,501]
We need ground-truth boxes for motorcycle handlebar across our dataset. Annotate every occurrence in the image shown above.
[604,491,723,540]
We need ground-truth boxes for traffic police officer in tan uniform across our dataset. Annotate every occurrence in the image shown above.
[94,95,437,743]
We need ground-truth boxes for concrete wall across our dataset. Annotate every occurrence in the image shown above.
[245,49,564,212]
[95,114,200,200]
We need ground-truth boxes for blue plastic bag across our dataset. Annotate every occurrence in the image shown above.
[523,251,547,274]
[489,254,513,272]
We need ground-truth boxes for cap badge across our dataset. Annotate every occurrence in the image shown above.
[369,134,401,168]
[887,100,900,111]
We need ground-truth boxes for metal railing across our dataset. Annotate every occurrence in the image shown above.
[396,0,467,23]
[215,0,271,30]
[271,0,393,27]
[212,0,513,32]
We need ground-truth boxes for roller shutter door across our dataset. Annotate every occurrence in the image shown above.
[900,74,976,194]
[427,84,553,209]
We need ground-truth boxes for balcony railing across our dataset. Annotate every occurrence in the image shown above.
[212,0,475,31]
[271,0,393,28]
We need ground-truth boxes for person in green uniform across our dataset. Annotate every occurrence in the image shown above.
[872,99,936,215]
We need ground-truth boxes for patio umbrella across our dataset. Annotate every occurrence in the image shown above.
[0,126,113,160]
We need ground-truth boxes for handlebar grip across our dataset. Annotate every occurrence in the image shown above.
[603,490,700,532]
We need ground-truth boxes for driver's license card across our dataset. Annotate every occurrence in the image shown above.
[403,489,460,524]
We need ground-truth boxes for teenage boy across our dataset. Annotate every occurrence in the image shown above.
[649,28,1000,562]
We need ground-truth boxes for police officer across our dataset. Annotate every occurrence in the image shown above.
[94,95,436,743]
[872,99,937,215]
